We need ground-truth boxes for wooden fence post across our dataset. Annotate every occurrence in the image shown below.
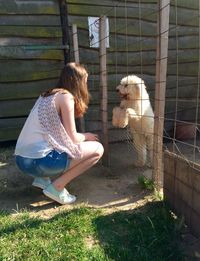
[99,16,109,166]
[72,24,80,63]
[153,0,170,188]
[72,24,85,133]
[58,0,70,64]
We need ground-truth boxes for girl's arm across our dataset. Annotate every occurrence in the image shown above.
[57,93,98,143]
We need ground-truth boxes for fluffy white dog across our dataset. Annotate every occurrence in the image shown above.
[112,75,154,167]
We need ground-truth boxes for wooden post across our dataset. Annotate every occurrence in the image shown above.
[153,0,170,188]
[72,24,85,133]
[58,0,70,64]
[72,24,80,63]
[99,16,109,166]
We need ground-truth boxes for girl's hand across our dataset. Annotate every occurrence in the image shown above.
[84,132,99,141]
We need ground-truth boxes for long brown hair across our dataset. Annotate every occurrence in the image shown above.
[42,62,90,117]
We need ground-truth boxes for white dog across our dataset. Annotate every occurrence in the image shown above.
[112,75,154,167]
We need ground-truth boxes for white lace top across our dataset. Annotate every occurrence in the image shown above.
[15,93,82,159]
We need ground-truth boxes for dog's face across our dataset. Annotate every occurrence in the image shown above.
[116,75,145,100]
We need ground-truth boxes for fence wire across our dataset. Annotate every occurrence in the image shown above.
[71,0,200,177]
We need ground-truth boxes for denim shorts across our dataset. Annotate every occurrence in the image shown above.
[16,150,71,178]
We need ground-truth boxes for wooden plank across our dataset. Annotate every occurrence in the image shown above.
[0,79,58,100]
[86,64,156,76]
[0,118,128,143]
[168,24,199,37]
[85,104,123,121]
[0,0,60,15]
[0,120,123,142]
[0,117,26,129]
[0,46,63,60]
[170,0,200,10]
[87,74,155,92]
[0,117,26,142]
[0,60,63,82]
[67,0,157,6]
[0,99,36,118]
[164,107,200,123]
[0,15,61,26]
[165,84,199,99]
[80,49,156,65]
[169,6,199,27]
[86,63,200,77]
[165,100,197,114]
[68,16,157,36]
[168,35,199,50]
[78,48,200,66]
[74,29,157,51]
[0,26,62,38]
[0,78,119,100]
[64,0,198,11]
[68,3,199,27]
[168,49,200,63]
[69,16,199,37]
[88,73,155,87]
[0,127,22,142]
[0,37,62,46]
[0,99,114,120]
[72,28,200,51]
[68,4,157,21]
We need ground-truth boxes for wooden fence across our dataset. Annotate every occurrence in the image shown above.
[1,0,200,142]
[0,0,64,141]
[164,150,200,237]
[67,0,200,141]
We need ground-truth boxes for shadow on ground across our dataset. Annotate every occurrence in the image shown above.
[0,201,187,260]
[0,142,152,213]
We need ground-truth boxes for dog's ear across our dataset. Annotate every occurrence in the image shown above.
[135,78,145,89]
[134,79,146,98]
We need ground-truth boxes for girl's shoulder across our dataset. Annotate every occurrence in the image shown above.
[55,91,74,112]
[57,91,74,102]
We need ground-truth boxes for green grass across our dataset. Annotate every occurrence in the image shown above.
[137,175,155,191]
[0,201,184,261]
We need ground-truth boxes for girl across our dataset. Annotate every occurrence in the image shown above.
[15,63,104,205]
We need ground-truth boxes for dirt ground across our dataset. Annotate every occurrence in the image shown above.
[0,142,199,259]
[0,142,153,215]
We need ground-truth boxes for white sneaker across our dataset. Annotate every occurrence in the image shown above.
[32,177,51,190]
[43,184,76,205]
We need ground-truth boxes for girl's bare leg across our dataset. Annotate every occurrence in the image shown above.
[52,141,104,191]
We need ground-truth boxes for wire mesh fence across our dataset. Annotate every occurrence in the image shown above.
[70,0,200,180]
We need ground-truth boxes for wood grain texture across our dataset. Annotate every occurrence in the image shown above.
[1,0,200,141]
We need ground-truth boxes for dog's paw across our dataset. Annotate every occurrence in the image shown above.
[126,108,137,119]
[112,107,128,128]
[112,107,121,127]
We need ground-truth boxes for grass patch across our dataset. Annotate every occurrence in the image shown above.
[138,175,155,191]
[0,201,184,261]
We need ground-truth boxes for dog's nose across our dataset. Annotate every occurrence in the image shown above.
[116,89,119,92]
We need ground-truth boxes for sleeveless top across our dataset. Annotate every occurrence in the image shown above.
[15,93,82,159]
